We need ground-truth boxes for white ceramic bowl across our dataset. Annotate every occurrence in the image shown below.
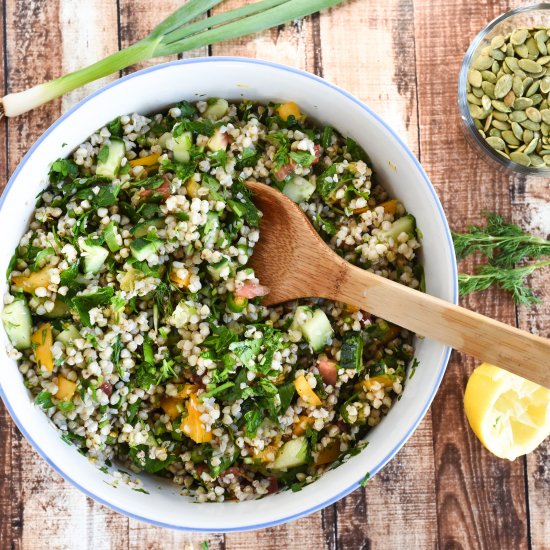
[0,57,457,531]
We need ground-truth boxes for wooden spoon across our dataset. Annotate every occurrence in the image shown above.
[245,180,550,388]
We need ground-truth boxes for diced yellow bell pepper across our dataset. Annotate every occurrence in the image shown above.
[277,101,301,121]
[353,199,400,216]
[176,384,198,399]
[120,269,137,292]
[363,374,394,391]
[181,394,212,443]
[253,443,279,463]
[160,396,184,420]
[379,199,399,215]
[294,375,322,407]
[130,153,160,167]
[170,270,191,288]
[186,178,201,198]
[31,323,53,372]
[315,440,340,465]
[55,375,77,401]
[12,268,51,294]
[292,415,315,436]
[344,304,360,314]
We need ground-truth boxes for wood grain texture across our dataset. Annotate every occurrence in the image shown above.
[414,0,533,548]
[0,0,549,548]
[511,176,550,550]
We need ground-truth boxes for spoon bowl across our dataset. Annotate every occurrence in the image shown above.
[247,180,550,388]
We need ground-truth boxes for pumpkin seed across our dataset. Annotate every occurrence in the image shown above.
[482,70,497,84]
[491,35,505,49]
[512,121,524,139]
[529,154,545,167]
[526,80,540,97]
[513,97,533,110]
[486,136,506,150]
[524,136,539,154]
[510,28,529,46]
[466,26,550,168]
[502,130,520,145]
[474,55,493,70]
[492,100,511,113]
[518,58,543,73]
[515,44,529,59]
[512,75,524,96]
[509,151,531,166]
[510,110,528,122]
[494,74,513,98]
[521,119,541,131]
[468,69,483,88]
[526,106,542,122]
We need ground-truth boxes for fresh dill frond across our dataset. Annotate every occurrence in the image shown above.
[458,261,550,305]
[452,212,550,267]
[153,281,173,318]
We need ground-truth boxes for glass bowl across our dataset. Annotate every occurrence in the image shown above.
[458,3,550,176]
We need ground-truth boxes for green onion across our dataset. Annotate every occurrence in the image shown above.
[1,0,347,118]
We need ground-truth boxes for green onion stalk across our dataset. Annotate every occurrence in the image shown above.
[1,0,347,118]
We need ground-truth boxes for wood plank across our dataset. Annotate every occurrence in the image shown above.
[511,177,550,550]
[210,0,319,72]
[0,4,13,548]
[3,2,129,549]
[414,0,529,548]
[209,3,333,547]
[59,0,120,111]
[127,519,224,550]
[225,514,330,550]
[320,2,438,548]
[118,0,208,78]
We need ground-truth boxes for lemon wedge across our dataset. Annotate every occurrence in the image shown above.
[464,363,550,460]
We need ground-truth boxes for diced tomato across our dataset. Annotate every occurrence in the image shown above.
[312,144,321,164]
[317,357,337,386]
[235,281,270,299]
[267,477,279,494]
[139,175,171,201]
[274,162,296,181]
[221,466,243,479]
[99,382,112,397]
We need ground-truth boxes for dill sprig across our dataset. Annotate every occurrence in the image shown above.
[458,261,550,305]
[452,212,550,267]
[454,212,550,305]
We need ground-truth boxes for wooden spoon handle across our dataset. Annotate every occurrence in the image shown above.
[332,262,550,388]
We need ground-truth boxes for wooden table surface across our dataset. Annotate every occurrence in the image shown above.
[0,1,549,548]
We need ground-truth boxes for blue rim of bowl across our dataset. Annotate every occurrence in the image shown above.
[0,56,458,532]
[457,3,550,176]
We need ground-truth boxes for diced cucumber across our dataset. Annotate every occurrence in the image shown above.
[169,301,198,328]
[169,131,192,163]
[130,237,162,262]
[158,132,172,150]
[207,128,229,152]
[283,176,316,203]
[131,218,165,238]
[290,305,313,332]
[301,309,333,352]
[204,98,229,121]
[43,299,70,319]
[104,221,122,252]
[377,214,416,243]
[202,212,219,242]
[96,138,125,179]
[226,292,248,313]
[2,297,32,350]
[81,242,109,275]
[340,331,364,372]
[56,325,81,346]
[207,258,230,281]
[269,437,308,470]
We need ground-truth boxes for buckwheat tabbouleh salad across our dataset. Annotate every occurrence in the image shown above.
[2,98,422,501]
